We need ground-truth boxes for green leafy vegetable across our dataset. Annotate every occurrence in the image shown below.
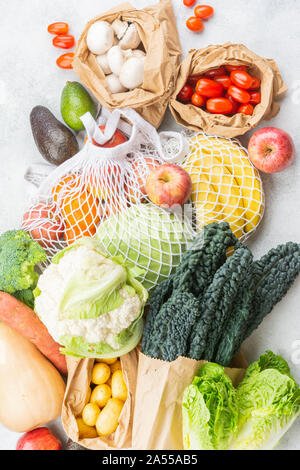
[34,237,148,359]
[142,223,300,366]
[230,351,300,450]
[182,363,238,450]
[183,352,300,451]
[215,242,300,365]
[96,203,193,290]
[12,289,35,310]
[142,222,238,359]
[188,245,252,362]
[158,292,201,362]
[0,229,46,308]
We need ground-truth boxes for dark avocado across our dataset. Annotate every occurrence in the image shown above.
[30,106,79,166]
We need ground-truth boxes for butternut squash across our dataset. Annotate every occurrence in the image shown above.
[0,322,66,432]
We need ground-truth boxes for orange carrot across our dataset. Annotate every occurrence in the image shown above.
[0,292,67,375]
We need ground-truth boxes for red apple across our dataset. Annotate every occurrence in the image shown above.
[22,203,65,248]
[145,163,192,208]
[16,427,62,450]
[248,127,295,173]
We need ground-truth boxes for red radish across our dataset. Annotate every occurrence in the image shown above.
[17,428,62,450]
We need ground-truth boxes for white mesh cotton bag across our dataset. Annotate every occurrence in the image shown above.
[22,108,264,291]
[22,108,194,291]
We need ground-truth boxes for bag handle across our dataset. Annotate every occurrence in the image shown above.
[80,110,141,161]
[80,108,189,163]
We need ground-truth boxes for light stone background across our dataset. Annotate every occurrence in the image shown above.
[0,0,299,450]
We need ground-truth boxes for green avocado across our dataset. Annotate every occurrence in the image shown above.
[61,81,98,131]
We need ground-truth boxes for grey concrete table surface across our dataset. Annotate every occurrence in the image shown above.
[0,0,299,450]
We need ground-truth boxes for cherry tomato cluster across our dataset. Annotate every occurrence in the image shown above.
[177,64,261,116]
[47,22,75,69]
[184,3,214,33]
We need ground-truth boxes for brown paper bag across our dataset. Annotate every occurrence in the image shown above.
[169,43,287,138]
[132,351,246,450]
[73,0,181,128]
[61,349,138,450]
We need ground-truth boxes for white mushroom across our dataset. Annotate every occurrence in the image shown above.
[86,21,114,55]
[119,57,144,90]
[106,73,128,93]
[107,45,125,76]
[96,52,111,75]
[111,19,129,40]
[119,23,141,50]
[123,49,146,60]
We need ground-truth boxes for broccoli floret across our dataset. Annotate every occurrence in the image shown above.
[0,229,46,296]
[12,289,35,310]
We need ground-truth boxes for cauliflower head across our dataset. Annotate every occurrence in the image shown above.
[35,237,148,358]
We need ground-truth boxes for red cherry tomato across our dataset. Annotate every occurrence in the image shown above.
[183,0,196,6]
[238,103,254,115]
[177,84,194,103]
[196,78,223,98]
[249,91,261,105]
[206,98,233,115]
[187,74,203,86]
[214,75,232,90]
[47,22,69,35]
[230,70,253,90]
[191,93,206,107]
[204,66,227,79]
[225,94,239,114]
[56,52,74,69]
[52,34,75,49]
[225,64,248,73]
[194,5,214,19]
[228,85,251,104]
[249,76,261,90]
[186,17,204,32]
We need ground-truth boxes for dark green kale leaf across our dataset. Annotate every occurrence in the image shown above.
[160,292,201,362]
[244,242,300,340]
[172,222,238,298]
[215,242,300,366]
[188,245,252,362]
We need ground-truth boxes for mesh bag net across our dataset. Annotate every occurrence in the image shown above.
[22,109,194,291]
[181,132,264,242]
[22,109,264,291]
